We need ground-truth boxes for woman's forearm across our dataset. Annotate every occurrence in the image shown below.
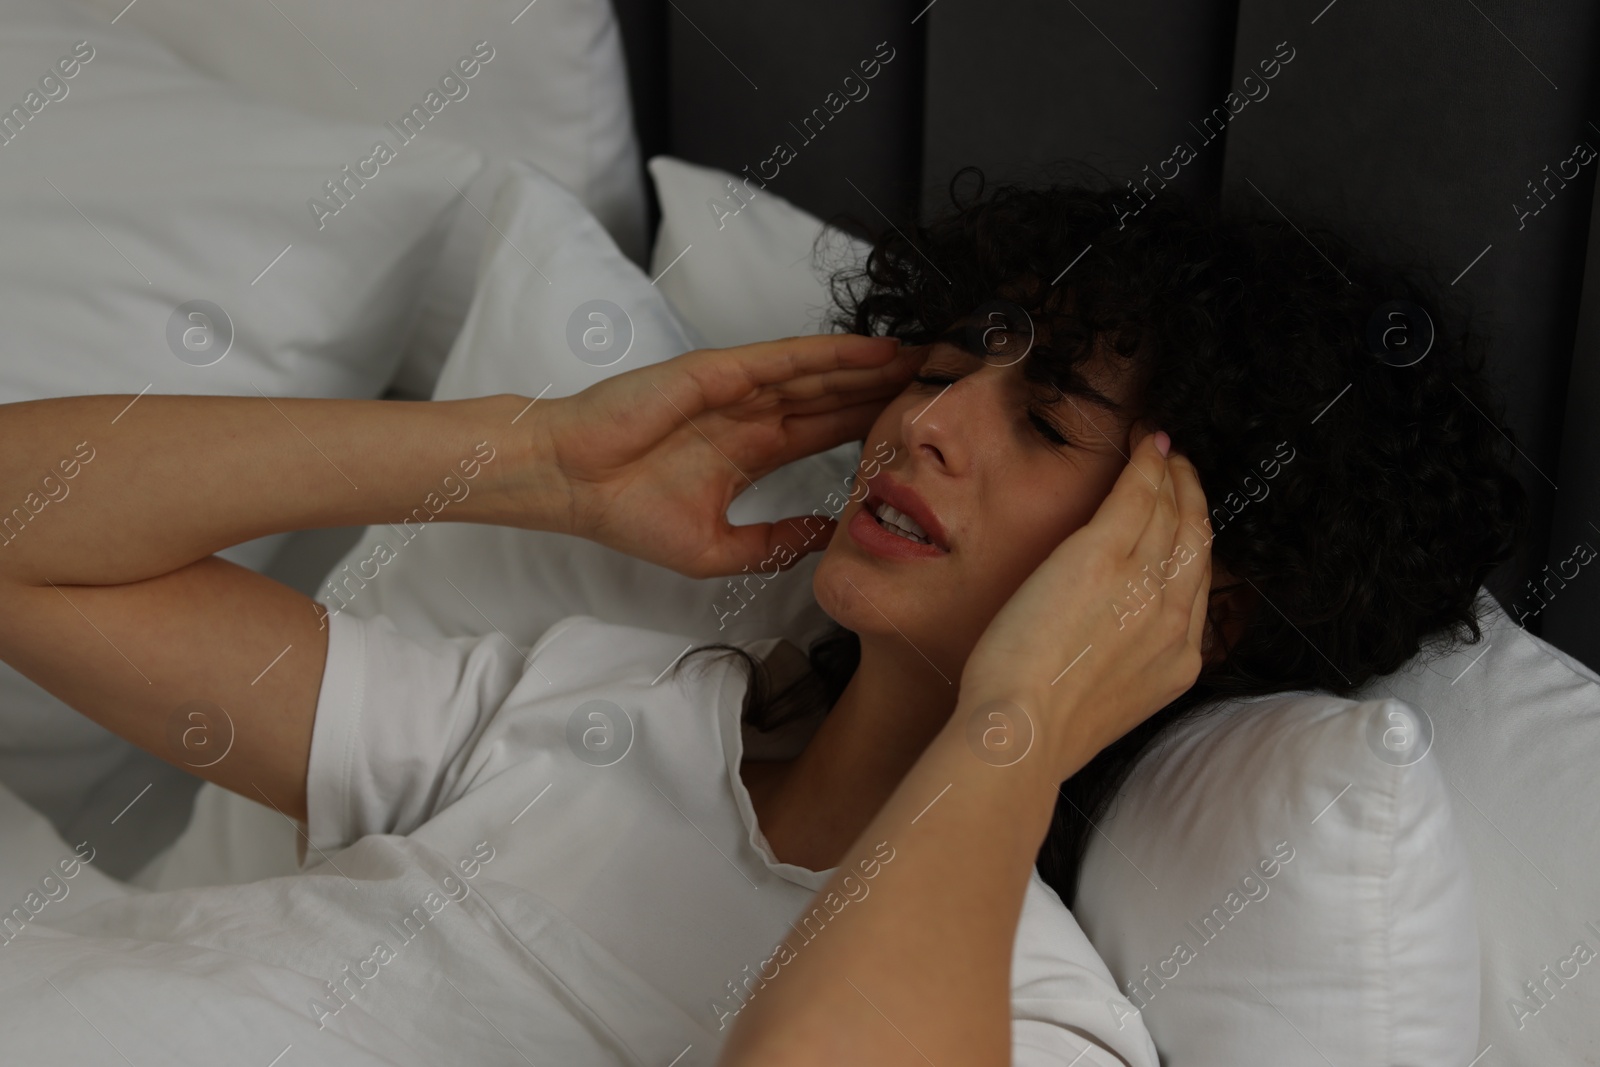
[0,392,562,587]
[0,337,911,823]
[718,703,1063,1066]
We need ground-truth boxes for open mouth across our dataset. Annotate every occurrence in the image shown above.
[866,498,934,545]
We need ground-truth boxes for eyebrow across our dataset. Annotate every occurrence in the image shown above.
[929,332,1123,414]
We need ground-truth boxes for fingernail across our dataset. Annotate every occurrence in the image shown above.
[1155,430,1171,457]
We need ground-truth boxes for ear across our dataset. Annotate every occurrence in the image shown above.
[1201,562,1254,667]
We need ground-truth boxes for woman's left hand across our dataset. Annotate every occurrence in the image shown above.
[527,334,919,579]
[957,430,1214,781]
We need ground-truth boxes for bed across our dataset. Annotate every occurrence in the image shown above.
[1,1,1597,1064]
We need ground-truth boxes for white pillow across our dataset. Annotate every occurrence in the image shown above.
[647,155,870,349]
[0,0,483,522]
[75,0,649,400]
[0,0,481,849]
[1353,591,1600,1065]
[1072,692,1479,1066]
[314,159,859,655]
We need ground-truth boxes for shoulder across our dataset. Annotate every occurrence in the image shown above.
[1012,867,1127,993]
[522,613,781,693]
[1009,869,1159,1066]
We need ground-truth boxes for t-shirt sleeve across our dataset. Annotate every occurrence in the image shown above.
[1010,873,1161,1067]
[299,610,527,867]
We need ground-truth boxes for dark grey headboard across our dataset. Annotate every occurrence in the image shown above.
[612,0,1600,673]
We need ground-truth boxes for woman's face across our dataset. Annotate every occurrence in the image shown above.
[812,335,1139,678]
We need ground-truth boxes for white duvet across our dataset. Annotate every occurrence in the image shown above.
[0,829,704,1066]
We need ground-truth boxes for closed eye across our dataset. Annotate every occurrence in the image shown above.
[910,372,1072,447]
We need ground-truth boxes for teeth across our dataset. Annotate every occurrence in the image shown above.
[873,502,932,545]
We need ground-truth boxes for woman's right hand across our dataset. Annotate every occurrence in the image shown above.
[955,430,1214,782]
[525,334,917,579]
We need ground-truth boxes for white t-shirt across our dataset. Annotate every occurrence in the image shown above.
[0,612,1158,1067]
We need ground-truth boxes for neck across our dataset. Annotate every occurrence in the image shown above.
[746,633,959,871]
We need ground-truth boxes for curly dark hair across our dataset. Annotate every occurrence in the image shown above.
[678,164,1528,906]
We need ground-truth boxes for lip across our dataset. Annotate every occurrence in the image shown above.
[850,474,952,557]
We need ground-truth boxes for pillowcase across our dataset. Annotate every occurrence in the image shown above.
[313,159,858,656]
[0,0,482,860]
[647,155,870,349]
[1352,590,1600,1065]
[1072,692,1480,1066]
[73,0,649,400]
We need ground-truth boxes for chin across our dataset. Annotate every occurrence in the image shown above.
[811,551,984,687]
[811,540,881,634]
[809,535,926,644]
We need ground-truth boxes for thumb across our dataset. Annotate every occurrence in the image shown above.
[703,515,833,578]
[770,515,837,563]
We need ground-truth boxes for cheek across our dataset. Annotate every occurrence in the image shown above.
[1006,455,1108,534]
[972,469,1114,596]
[977,511,1065,602]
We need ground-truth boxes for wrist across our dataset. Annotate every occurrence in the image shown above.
[459,393,574,535]
[949,685,1099,787]
[942,692,1062,792]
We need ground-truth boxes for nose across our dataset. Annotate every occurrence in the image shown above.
[898,363,1008,476]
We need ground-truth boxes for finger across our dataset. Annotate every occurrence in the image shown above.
[1131,446,1181,574]
[1167,455,1213,602]
[1188,553,1213,655]
[756,353,923,405]
[754,400,897,475]
[674,335,911,414]
[771,515,837,561]
[1083,431,1169,558]
[697,515,835,577]
[772,380,907,418]
[634,337,901,458]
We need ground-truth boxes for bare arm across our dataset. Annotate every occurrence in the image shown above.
[0,392,547,822]
[721,708,1061,1064]
[0,333,915,827]
[718,433,1213,1065]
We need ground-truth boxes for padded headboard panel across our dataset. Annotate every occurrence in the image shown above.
[614,0,1600,673]
[612,0,925,227]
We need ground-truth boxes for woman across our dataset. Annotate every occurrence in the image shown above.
[693,174,1524,1061]
[0,173,1522,1066]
